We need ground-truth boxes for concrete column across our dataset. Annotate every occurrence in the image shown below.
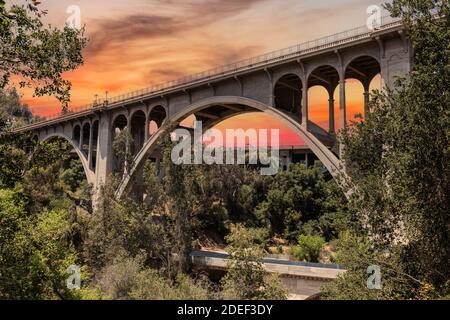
[380,60,388,90]
[339,78,347,159]
[125,116,131,174]
[78,129,82,149]
[339,79,346,131]
[145,112,150,142]
[87,122,93,170]
[363,91,370,119]
[95,113,113,188]
[301,82,309,130]
[328,97,335,134]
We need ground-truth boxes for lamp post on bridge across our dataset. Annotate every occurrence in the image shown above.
[104,91,109,107]
[94,94,99,107]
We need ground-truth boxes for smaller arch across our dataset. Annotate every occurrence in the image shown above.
[111,114,129,174]
[369,74,382,92]
[307,64,340,89]
[344,55,381,89]
[112,114,128,133]
[73,125,81,147]
[272,69,304,87]
[149,105,167,128]
[344,54,380,74]
[307,65,341,134]
[130,106,147,120]
[41,133,95,185]
[81,122,91,158]
[344,56,381,120]
[306,60,341,82]
[81,119,92,130]
[343,78,365,123]
[308,85,333,132]
[274,73,303,117]
[112,112,129,130]
[130,110,146,155]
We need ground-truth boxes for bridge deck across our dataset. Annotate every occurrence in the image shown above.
[191,250,346,281]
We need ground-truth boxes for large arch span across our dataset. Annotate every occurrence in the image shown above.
[41,133,96,186]
[116,96,344,198]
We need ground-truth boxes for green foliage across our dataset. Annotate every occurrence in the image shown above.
[255,164,348,242]
[112,128,134,175]
[291,235,326,263]
[221,225,287,300]
[321,231,427,300]
[0,188,86,299]
[95,253,212,300]
[330,0,450,299]
[0,87,38,127]
[0,1,87,109]
[0,139,27,188]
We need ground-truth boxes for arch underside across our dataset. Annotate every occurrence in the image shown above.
[116,96,344,197]
[41,133,95,186]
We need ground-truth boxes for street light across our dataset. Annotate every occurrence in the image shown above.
[105,91,109,107]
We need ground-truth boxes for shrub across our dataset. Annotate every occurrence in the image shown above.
[291,235,326,263]
[95,253,212,300]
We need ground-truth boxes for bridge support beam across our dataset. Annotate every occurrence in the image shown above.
[364,90,370,119]
[328,97,335,134]
[339,78,346,158]
[301,82,309,130]
[145,112,150,142]
[95,113,113,188]
[88,122,94,170]
[78,130,82,149]
[363,80,371,119]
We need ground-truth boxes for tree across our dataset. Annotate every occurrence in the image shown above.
[291,235,326,263]
[0,87,37,127]
[0,0,87,111]
[255,164,348,242]
[221,225,287,300]
[326,0,450,298]
[0,188,89,299]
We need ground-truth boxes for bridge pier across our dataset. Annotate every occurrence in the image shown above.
[95,112,113,188]
[328,97,335,134]
[301,82,309,129]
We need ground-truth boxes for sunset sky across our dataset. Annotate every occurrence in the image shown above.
[12,0,385,147]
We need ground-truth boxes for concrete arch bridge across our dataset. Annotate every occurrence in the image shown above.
[15,15,412,199]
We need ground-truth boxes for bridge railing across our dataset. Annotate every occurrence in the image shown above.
[24,14,401,129]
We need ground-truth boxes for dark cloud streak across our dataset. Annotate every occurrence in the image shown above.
[85,0,268,56]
